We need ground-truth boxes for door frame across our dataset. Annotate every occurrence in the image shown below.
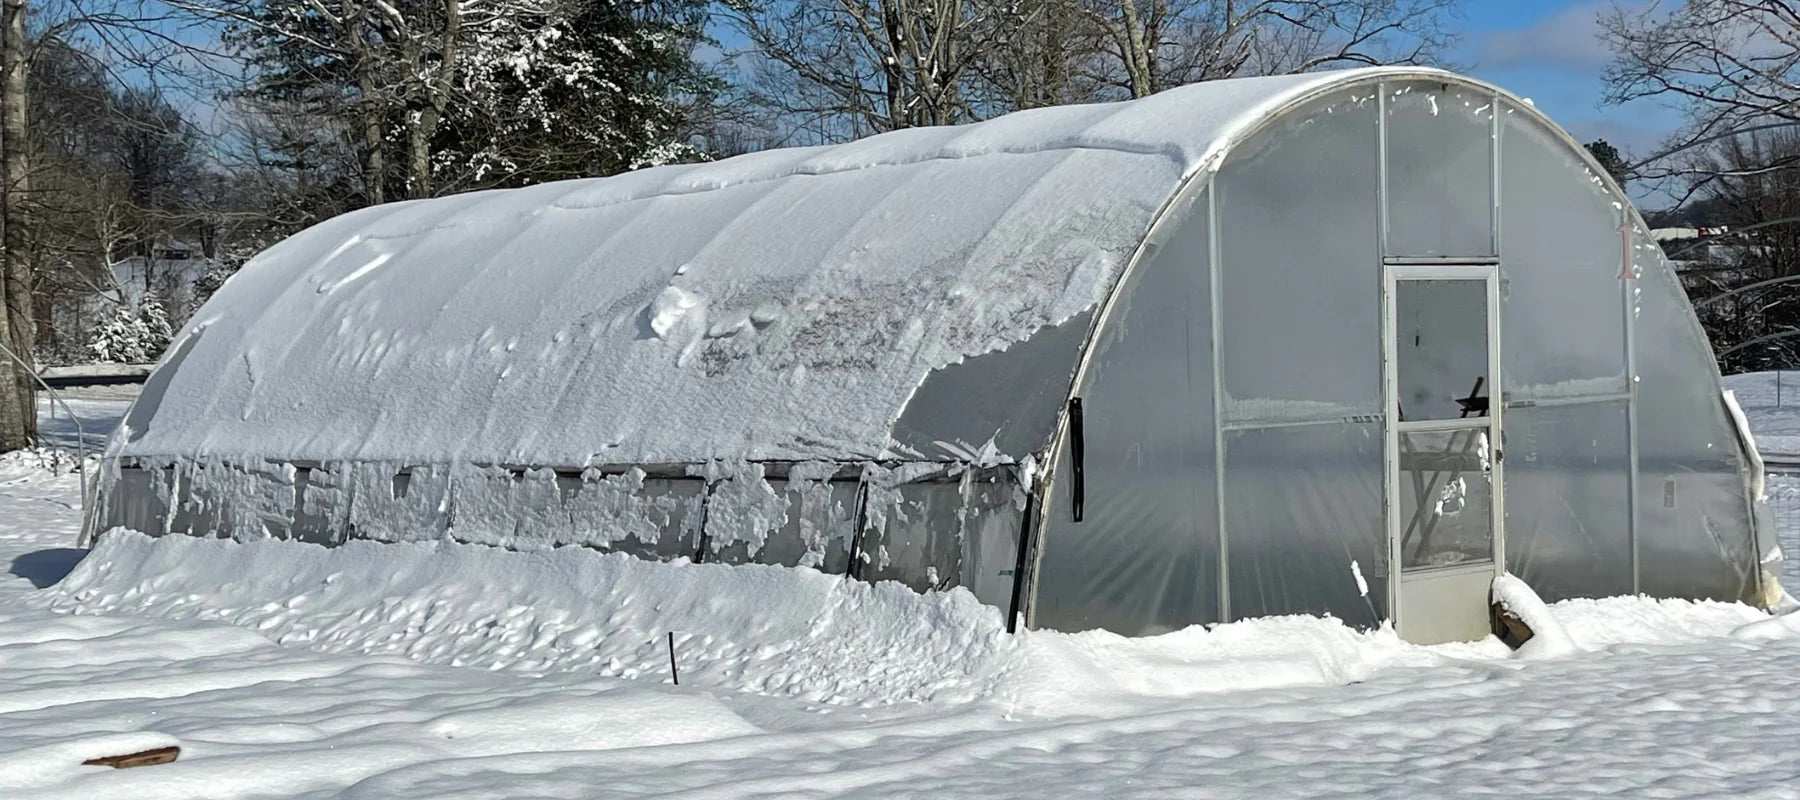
[1381,264,1506,640]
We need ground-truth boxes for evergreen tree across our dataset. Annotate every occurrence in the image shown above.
[437,0,720,189]
[1585,139,1630,189]
[226,0,717,202]
[89,291,172,364]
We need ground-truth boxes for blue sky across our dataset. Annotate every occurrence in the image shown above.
[1460,1,1680,163]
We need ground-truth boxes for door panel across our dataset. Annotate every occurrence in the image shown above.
[1386,269,1504,644]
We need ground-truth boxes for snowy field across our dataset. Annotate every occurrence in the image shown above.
[7,385,1800,796]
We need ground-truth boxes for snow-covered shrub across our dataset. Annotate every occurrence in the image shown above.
[89,293,172,364]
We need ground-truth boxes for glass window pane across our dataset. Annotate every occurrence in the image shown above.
[1396,280,1490,422]
[1398,427,1494,569]
[1385,82,1495,257]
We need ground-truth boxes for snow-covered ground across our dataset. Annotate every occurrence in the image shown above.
[6,386,1800,796]
[33,386,134,453]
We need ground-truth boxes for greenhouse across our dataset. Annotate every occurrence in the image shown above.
[93,66,1778,644]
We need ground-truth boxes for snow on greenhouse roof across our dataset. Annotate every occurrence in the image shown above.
[114,67,1442,468]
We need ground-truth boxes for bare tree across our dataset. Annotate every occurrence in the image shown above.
[0,0,31,451]
[730,0,1460,142]
[1601,1,1800,369]
[725,0,1007,138]
[1602,0,1800,201]
[1673,129,1800,371]
[1085,0,1460,98]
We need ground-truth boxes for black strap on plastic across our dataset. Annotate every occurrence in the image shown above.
[1069,397,1085,523]
[1005,492,1036,633]
[846,479,871,580]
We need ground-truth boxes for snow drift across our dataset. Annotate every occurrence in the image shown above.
[42,530,1774,716]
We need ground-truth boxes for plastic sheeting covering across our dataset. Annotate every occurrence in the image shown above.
[98,69,1768,636]
[1225,422,1387,627]
[1217,87,1381,427]
[1634,262,1761,602]
[1496,107,1629,402]
[1502,401,1633,600]
[107,69,1416,471]
[1032,185,1218,636]
[858,474,1022,609]
[1384,81,1496,258]
[1215,86,1386,627]
[1031,81,1762,635]
[103,458,1026,609]
[1394,279,1490,422]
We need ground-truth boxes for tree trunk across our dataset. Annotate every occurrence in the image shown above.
[404,0,461,199]
[348,5,386,205]
[358,84,386,205]
[1041,0,1068,107]
[1115,0,1156,98]
[0,0,31,452]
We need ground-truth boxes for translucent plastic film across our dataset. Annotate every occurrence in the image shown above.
[1397,428,1494,570]
[858,474,1020,609]
[1497,104,1628,401]
[1502,401,1632,600]
[1634,263,1760,602]
[1394,280,1491,422]
[1224,421,1387,627]
[1032,186,1218,636]
[1383,81,1496,258]
[1217,88,1381,426]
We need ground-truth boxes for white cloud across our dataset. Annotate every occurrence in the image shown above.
[1478,1,1616,70]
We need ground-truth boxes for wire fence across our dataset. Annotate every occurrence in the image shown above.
[1765,464,1800,588]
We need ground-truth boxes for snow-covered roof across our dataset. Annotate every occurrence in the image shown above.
[115,67,1444,468]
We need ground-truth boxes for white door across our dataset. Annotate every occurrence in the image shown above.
[1384,267,1505,644]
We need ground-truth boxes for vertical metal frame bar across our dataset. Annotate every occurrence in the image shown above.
[1381,268,1401,631]
[1005,486,1035,633]
[1488,94,1507,579]
[1207,184,1230,623]
[1377,80,1398,629]
[1487,266,1506,578]
[846,477,870,579]
[1490,91,1503,260]
[1377,82,1391,259]
[1623,208,1641,594]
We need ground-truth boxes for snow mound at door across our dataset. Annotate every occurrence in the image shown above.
[38,531,1769,712]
